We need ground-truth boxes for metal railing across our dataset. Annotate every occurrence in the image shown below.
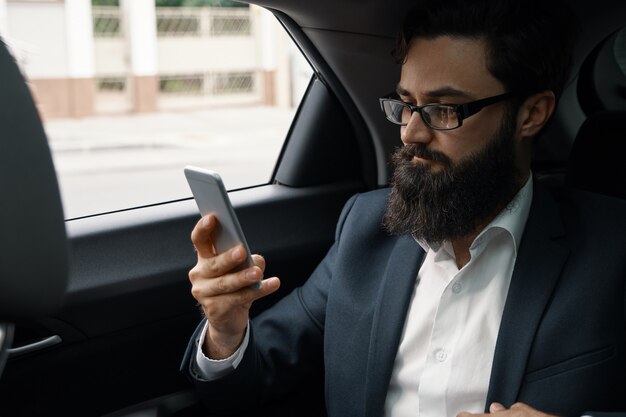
[96,71,256,96]
[93,6,122,38]
[157,7,251,37]
[158,71,255,95]
[92,6,251,38]
[97,77,126,92]
[208,8,251,36]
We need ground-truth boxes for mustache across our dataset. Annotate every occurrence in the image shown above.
[394,143,452,165]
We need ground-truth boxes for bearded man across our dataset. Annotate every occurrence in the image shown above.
[181,1,626,416]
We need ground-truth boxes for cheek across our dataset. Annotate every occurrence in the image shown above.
[440,128,490,163]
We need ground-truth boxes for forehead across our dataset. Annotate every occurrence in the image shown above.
[399,36,504,99]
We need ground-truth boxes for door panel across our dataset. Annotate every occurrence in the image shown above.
[0,181,364,416]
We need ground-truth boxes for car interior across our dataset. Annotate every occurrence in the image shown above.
[0,0,625,416]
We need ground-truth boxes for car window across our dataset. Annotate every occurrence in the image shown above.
[3,0,312,219]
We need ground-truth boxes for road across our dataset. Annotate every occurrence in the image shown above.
[45,106,294,219]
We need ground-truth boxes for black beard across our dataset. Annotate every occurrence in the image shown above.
[383,116,522,244]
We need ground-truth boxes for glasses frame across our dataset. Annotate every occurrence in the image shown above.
[378,91,516,131]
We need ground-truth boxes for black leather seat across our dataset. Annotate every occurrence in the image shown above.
[0,39,68,374]
[565,110,626,199]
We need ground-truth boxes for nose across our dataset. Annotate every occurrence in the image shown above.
[400,110,434,145]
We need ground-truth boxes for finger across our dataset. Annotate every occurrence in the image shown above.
[210,265,264,296]
[457,412,484,417]
[190,244,249,282]
[456,411,476,417]
[490,403,507,413]
[201,277,281,318]
[230,276,281,305]
[457,411,493,417]
[190,215,217,259]
[190,266,260,305]
[252,254,266,272]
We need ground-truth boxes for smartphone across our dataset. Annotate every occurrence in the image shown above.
[184,166,260,289]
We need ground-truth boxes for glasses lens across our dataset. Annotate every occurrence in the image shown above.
[382,100,409,125]
[423,105,459,129]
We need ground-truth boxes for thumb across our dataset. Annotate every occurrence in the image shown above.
[490,403,507,413]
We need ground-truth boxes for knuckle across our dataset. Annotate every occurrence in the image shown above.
[207,257,221,275]
[188,267,201,283]
[190,285,202,300]
[190,226,201,245]
[214,276,229,293]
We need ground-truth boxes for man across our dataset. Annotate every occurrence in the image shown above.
[181,1,626,416]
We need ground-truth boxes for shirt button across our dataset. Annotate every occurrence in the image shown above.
[452,282,463,294]
[434,348,448,362]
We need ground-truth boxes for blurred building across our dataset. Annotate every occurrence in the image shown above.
[0,0,308,119]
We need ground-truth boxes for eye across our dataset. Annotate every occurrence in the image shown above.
[397,93,415,103]
[438,106,458,128]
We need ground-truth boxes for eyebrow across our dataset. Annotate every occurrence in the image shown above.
[395,84,476,101]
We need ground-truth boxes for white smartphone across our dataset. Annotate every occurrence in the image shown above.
[184,166,260,288]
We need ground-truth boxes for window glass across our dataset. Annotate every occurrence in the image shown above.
[3,0,312,219]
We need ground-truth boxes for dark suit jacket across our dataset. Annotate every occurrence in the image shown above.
[181,181,626,417]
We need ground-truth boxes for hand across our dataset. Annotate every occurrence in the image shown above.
[189,214,281,359]
[457,402,558,417]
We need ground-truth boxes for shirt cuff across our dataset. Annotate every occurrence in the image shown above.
[192,321,250,382]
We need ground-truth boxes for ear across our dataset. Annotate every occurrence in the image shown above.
[516,90,556,139]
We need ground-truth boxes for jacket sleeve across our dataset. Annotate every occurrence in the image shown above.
[179,193,360,414]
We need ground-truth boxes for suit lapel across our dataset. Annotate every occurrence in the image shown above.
[486,183,570,409]
[364,234,425,417]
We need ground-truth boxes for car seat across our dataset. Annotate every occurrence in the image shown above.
[565,110,626,199]
[0,39,68,375]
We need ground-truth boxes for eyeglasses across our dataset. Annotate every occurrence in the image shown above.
[379,92,515,130]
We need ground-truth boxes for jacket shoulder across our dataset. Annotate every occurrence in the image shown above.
[346,188,390,217]
[334,188,392,243]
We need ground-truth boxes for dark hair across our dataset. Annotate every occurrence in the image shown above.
[394,0,579,102]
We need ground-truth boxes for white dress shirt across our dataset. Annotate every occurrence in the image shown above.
[194,177,533,417]
[191,320,250,381]
[384,177,533,417]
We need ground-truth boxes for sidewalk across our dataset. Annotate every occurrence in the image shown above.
[43,106,295,219]
[45,106,294,174]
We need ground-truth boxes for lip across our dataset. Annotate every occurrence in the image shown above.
[411,156,444,171]
[411,155,430,163]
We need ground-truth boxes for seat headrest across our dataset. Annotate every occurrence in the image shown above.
[566,110,626,199]
[0,40,68,321]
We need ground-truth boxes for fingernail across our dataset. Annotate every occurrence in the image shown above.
[202,216,212,228]
[246,269,259,281]
[266,277,280,290]
[490,403,505,413]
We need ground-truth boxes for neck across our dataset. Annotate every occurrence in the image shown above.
[451,235,476,269]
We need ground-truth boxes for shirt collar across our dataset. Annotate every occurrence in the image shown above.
[415,173,533,256]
